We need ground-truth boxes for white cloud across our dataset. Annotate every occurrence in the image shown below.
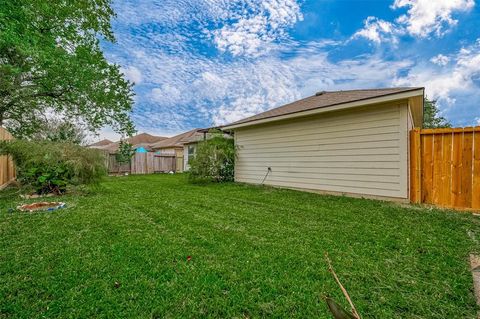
[353,17,400,44]
[394,40,480,105]
[122,66,143,84]
[211,0,303,56]
[353,0,475,43]
[105,0,479,133]
[430,54,450,66]
[151,85,182,105]
[393,0,475,37]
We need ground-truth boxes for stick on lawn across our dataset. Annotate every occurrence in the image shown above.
[325,253,361,319]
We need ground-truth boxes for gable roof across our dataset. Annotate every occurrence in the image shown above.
[150,129,203,149]
[223,87,424,129]
[88,139,113,147]
[93,133,167,153]
[126,133,167,144]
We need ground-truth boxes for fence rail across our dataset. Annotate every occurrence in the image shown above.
[106,152,177,175]
[0,127,15,190]
[410,127,480,210]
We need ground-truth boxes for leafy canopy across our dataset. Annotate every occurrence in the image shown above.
[423,98,451,129]
[32,119,87,145]
[0,0,135,138]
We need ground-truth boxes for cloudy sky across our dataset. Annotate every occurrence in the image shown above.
[99,0,480,140]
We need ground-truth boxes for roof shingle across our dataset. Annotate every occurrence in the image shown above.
[224,87,423,127]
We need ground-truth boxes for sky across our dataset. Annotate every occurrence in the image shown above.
[98,0,480,140]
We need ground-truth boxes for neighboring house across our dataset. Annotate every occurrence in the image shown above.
[150,129,205,172]
[88,139,113,149]
[91,133,167,154]
[182,129,232,171]
[222,87,424,202]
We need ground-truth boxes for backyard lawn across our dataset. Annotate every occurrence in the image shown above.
[1,174,479,318]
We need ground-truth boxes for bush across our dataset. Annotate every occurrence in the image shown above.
[188,130,235,183]
[0,140,106,194]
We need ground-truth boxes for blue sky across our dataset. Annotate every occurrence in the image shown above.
[99,0,480,139]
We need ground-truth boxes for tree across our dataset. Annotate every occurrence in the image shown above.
[115,140,135,164]
[423,98,451,129]
[0,0,135,138]
[32,119,87,145]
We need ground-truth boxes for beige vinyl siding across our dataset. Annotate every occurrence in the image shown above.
[235,102,409,199]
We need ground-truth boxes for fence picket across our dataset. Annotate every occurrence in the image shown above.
[461,130,473,208]
[440,132,453,207]
[0,127,15,190]
[411,126,480,211]
[473,130,480,209]
[432,133,443,204]
[106,153,177,175]
[409,129,421,203]
[421,133,434,204]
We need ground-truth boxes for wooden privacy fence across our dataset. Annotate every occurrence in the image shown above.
[410,127,480,210]
[107,152,177,175]
[0,127,15,190]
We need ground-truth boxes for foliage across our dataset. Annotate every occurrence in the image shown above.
[0,174,478,318]
[0,0,135,138]
[115,140,135,164]
[423,98,451,129]
[188,130,235,183]
[0,139,106,194]
[32,119,87,145]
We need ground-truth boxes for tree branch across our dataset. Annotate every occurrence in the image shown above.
[325,253,361,319]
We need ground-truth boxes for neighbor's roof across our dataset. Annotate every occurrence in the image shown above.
[88,139,113,147]
[94,133,167,153]
[150,129,204,149]
[125,133,167,145]
[223,87,424,129]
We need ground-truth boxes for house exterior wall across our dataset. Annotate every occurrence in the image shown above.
[234,101,410,200]
[183,145,189,171]
[175,148,184,172]
[155,147,176,155]
[183,143,198,171]
[154,147,184,172]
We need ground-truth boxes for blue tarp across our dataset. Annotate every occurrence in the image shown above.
[136,147,148,153]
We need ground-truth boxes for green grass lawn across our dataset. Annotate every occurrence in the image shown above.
[1,174,479,318]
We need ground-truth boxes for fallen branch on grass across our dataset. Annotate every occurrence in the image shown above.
[324,253,361,319]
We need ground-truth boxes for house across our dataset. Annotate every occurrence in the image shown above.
[222,87,424,202]
[91,133,167,154]
[150,129,205,172]
[182,129,234,171]
[88,139,113,149]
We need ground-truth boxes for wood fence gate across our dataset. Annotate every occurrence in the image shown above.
[0,127,15,190]
[410,127,480,210]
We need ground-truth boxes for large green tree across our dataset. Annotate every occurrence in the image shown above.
[423,98,451,129]
[0,0,135,138]
[32,119,87,145]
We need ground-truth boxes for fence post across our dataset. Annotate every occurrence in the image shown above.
[410,128,421,203]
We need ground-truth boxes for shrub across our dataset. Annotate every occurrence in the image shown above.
[0,140,106,194]
[188,130,235,183]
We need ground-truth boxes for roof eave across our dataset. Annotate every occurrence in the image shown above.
[222,88,425,130]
